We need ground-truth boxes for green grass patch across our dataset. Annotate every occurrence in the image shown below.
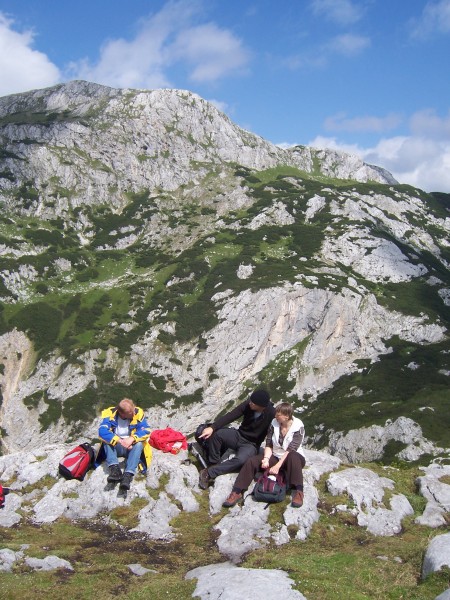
[1,462,448,600]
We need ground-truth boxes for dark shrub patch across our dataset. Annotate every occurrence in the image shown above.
[9,302,62,353]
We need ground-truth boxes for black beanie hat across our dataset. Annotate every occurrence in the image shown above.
[249,389,270,408]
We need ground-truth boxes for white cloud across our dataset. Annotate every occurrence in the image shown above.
[208,98,230,114]
[0,13,60,96]
[410,0,450,39]
[409,108,450,139]
[283,32,369,71]
[282,53,327,70]
[310,0,366,25]
[363,136,450,192]
[305,135,363,156]
[68,0,250,89]
[306,130,450,193]
[169,23,250,82]
[324,111,403,133]
[327,33,371,56]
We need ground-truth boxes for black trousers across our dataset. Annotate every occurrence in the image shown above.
[233,451,306,491]
[207,428,259,478]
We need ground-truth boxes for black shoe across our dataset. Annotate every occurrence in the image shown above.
[107,464,123,483]
[199,468,210,490]
[119,472,134,490]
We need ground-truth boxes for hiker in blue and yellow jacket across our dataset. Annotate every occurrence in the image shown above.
[97,398,152,490]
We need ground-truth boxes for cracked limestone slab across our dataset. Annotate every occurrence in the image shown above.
[0,492,22,527]
[130,491,180,540]
[186,562,307,600]
[0,548,24,571]
[32,465,151,523]
[415,463,450,527]
[154,451,200,512]
[327,467,413,536]
[214,497,272,563]
[283,472,320,541]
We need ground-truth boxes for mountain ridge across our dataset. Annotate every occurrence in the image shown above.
[0,81,448,465]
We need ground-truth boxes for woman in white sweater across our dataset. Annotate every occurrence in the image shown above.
[223,402,306,508]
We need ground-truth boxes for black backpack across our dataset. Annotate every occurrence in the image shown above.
[253,470,286,505]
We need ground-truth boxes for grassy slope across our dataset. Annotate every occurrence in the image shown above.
[1,460,449,600]
[0,167,449,451]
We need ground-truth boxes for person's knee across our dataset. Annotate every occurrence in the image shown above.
[133,441,143,451]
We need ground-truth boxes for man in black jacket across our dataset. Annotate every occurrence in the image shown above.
[197,389,274,489]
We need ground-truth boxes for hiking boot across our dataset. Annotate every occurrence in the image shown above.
[119,472,134,490]
[107,464,123,483]
[199,468,210,490]
[291,490,304,508]
[222,491,243,508]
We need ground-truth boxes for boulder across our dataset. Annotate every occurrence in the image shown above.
[25,555,73,571]
[422,533,450,579]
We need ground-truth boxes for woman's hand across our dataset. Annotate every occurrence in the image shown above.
[269,463,280,475]
[261,457,270,469]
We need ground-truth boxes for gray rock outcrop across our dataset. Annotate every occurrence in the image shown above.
[422,532,450,579]
[415,463,450,528]
[327,466,413,535]
[186,562,307,600]
[328,417,445,464]
[0,82,396,218]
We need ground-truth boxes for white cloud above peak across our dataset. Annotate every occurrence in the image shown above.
[324,112,402,133]
[169,23,250,83]
[306,106,450,192]
[67,1,250,89]
[0,14,60,96]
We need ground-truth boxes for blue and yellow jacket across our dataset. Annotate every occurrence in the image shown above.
[96,406,152,473]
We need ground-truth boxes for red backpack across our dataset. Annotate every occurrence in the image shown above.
[0,484,9,508]
[58,443,95,481]
[149,428,188,454]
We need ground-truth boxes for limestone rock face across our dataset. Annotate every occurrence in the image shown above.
[0,82,396,217]
[328,417,445,464]
[0,81,449,461]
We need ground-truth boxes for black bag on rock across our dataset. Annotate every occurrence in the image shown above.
[253,470,286,504]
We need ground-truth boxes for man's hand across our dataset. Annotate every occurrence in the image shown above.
[118,436,134,449]
[199,426,213,440]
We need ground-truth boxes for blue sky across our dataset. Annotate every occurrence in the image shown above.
[0,0,449,192]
